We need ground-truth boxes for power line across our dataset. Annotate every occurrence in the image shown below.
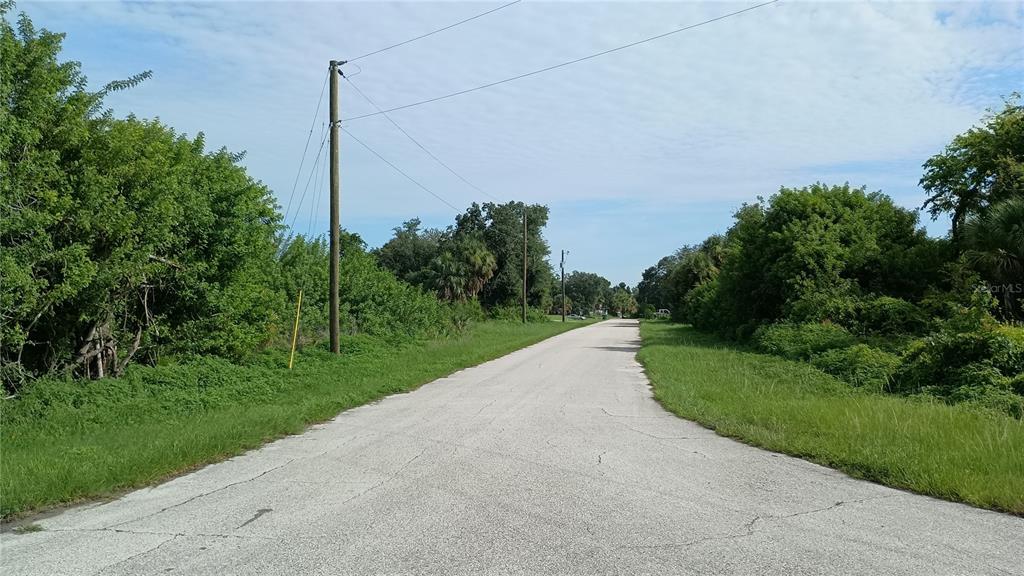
[348,0,522,62]
[344,75,499,202]
[305,123,330,240]
[344,0,779,122]
[288,128,329,230]
[342,127,459,211]
[283,70,330,223]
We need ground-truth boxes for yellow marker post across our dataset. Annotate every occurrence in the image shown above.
[288,289,303,369]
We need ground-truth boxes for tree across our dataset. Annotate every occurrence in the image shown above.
[459,237,497,300]
[921,95,1024,245]
[473,202,553,310]
[430,251,468,302]
[1,6,283,385]
[636,255,679,310]
[666,235,727,311]
[962,197,1024,319]
[710,184,941,331]
[609,284,638,316]
[372,218,441,288]
[564,271,611,313]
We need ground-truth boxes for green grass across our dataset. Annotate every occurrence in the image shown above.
[637,321,1024,515]
[0,320,586,519]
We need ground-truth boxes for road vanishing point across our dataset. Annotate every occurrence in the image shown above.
[2,320,1021,575]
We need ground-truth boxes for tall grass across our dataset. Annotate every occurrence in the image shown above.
[1,321,586,519]
[637,322,1024,515]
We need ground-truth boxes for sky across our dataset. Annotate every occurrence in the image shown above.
[16,0,1024,285]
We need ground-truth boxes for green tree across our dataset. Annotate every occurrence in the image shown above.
[921,95,1024,245]
[636,254,679,310]
[459,237,497,299]
[564,271,611,314]
[471,202,553,310]
[962,197,1024,319]
[712,184,941,332]
[431,251,468,302]
[609,284,638,316]
[1,7,282,385]
[372,218,442,288]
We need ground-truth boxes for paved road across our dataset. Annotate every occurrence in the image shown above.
[3,320,1021,575]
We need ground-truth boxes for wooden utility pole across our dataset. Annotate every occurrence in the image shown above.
[522,206,528,324]
[561,249,567,322]
[328,60,343,354]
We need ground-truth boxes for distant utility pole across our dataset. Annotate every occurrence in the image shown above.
[328,60,346,355]
[561,249,568,322]
[522,206,528,324]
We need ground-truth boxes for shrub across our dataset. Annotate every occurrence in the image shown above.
[811,344,900,390]
[639,304,656,320]
[891,327,1024,407]
[752,322,857,360]
[786,290,859,327]
[1010,373,1024,396]
[339,251,451,340]
[448,299,486,331]
[857,296,928,335]
[679,281,720,330]
[734,322,760,342]
[996,324,1024,348]
[489,305,549,323]
[944,365,1022,418]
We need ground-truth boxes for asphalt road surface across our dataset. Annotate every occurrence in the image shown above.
[3,320,1021,575]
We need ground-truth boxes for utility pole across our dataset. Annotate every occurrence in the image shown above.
[561,250,567,322]
[522,206,528,324]
[328,60,345,355]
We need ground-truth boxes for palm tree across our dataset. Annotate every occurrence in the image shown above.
[963,196,1024,317]
[432,251,468,302]
[461,240,497,299]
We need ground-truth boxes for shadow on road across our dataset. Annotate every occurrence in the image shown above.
[590,345,641,353]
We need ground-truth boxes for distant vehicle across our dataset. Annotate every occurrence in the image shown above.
[656,309,671,318]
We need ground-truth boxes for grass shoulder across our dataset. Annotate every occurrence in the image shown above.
[637,321,1024,515]
[1,320,587,520]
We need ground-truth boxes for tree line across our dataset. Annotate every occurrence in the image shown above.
[637,97,1024,415]
[373,212,639,319]
[1,6,631,390]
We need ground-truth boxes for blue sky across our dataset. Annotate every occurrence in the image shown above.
[17,1,1024,285]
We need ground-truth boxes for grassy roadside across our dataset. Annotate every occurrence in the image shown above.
[637,321,1024,515]
[1,320,589,519]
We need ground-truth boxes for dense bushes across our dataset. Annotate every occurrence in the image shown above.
[746,318,1024,416]
[810,344,900,390]
[1,12,288,386]
[752,322,856,360]
[488,304,550,323]
[856,296,929,335]
[638,100,1024,416]
[891,327,1023,398]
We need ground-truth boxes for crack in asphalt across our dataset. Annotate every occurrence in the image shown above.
[618,494,902,552]
[53,527,272,541]
[88,533,179,576]
[337,445,432,508]
[598,407,674,419]
[611,420,705,440]
[103,458,298,531]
